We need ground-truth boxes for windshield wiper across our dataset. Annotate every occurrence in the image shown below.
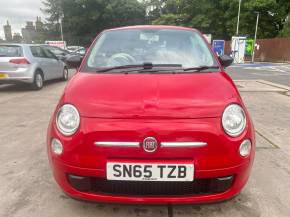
[96,63,182,73]
[183,65,220,72]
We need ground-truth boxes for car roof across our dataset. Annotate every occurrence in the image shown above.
[0,43,34,46]
[105,25,198,32]
[0,43,61,46]
[41,44,64,49]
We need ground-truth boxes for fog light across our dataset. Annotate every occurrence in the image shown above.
[239,139,251,157]
[51,138,63,155]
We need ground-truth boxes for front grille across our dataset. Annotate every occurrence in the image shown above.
[68,175,234,197]
[93,179,212,196]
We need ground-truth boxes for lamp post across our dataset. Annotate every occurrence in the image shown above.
[60,19,64,42]
[252,12,260,63]
[236,0,242,35]
[59,12,64,42]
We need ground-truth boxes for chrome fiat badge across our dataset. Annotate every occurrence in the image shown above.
[143,137,158,153]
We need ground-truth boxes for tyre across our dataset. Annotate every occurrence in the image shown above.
[31,71,44,90]
[62,68,69,81]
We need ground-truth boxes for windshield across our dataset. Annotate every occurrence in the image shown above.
[84,28,218,72]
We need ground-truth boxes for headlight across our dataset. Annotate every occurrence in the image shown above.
[222,104,246,137]
[56,104,80,136]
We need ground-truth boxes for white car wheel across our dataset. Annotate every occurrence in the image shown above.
[62,68,69,81]
[31,71,44,90]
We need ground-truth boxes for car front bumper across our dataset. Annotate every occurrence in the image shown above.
[47,117,255,204]
[49,157,252,204]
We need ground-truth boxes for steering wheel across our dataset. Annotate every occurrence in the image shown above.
[107,53,136,66]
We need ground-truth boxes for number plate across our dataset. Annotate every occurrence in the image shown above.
[107,162,194,182]
[0,73,8,79]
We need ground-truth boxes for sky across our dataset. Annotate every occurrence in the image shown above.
[0,0,44,39]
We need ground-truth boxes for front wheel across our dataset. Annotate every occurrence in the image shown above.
[31,71,44,90]
[61,68,69,81]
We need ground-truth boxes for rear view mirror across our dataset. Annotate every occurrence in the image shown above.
[218,55,233,68]
[66,55,82,68]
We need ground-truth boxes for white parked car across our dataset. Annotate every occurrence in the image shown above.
[0,44,68,90]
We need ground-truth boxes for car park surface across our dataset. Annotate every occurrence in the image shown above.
[227,63,290,87]
[0,71,290,216]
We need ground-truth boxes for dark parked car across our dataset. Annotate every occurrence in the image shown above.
[41,45,71,62]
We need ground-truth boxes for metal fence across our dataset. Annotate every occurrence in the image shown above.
[225,38,290,62]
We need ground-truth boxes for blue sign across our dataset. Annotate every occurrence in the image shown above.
[212,40,225,56]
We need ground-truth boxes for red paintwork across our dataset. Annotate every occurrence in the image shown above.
[47,25,255,204]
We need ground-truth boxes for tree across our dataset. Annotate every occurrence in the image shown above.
[152,0,290,40]
[240,0,287,38]
[277,0,290,36]
[152,0,236,39]
[42,0,146,45]
[42,0,290,44]
[41,0,64,41]
[42,0,63,23]
[144,0,167,22]
[280,15,290,36]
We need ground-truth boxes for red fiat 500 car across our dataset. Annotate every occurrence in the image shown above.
[47,25,255,204]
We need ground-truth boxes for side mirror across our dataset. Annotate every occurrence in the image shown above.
[66,55,82,68]
[218,55,233,68]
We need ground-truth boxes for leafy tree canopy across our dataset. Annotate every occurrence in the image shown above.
[42,0,290,45]
[150,0,290,39]
[42,0,146,45]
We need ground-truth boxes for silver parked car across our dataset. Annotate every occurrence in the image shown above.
[0,44,69,90]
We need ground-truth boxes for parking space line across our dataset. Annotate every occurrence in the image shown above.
[256,80,290,91]
[168,204,174,217]
[255,130,280,149]
[230,64,290,74]
[280,65,290,69]
[268,66,286,72]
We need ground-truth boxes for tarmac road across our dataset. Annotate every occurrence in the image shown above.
[0,69,290,217]
[227,63,290,86]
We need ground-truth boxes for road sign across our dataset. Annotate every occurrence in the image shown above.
[212,40,225,56]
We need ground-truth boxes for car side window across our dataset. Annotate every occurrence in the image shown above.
[30,46,46,58]
[42,48,57,59]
